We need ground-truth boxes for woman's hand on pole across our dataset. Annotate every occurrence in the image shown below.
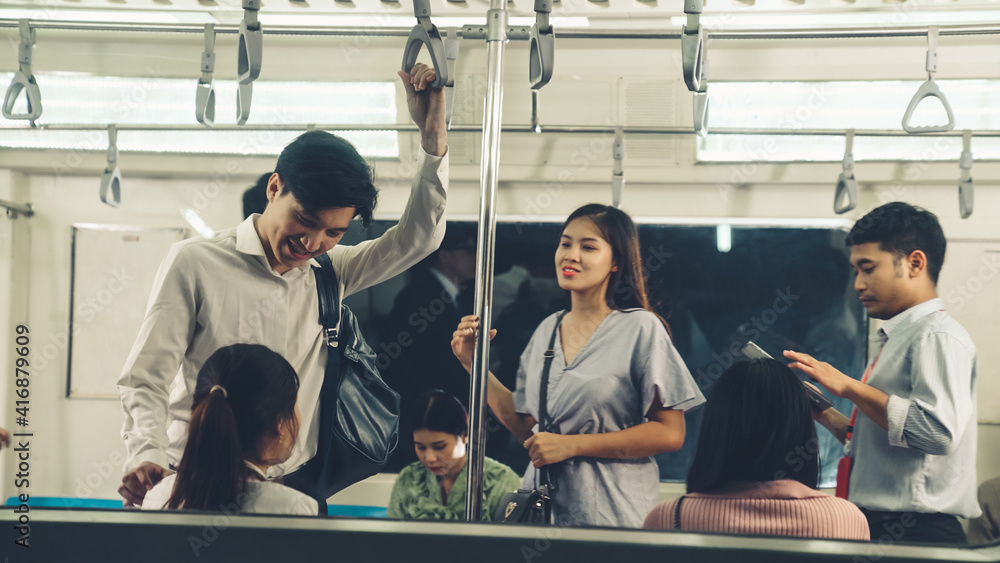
[451,315,496,373]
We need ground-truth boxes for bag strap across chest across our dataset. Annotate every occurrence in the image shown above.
[314,253,340,348]
[537,311,566,490]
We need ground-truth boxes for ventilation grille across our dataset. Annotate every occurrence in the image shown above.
[622,78,679,164]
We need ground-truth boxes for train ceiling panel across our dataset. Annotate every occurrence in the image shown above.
[0,0,998,29]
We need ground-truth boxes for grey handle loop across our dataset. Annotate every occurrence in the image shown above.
[612,127,625,209]
[834,130,857,215]
[100,125,122,208]
[902,27,954,134]
[237,0,263,84]
[196,24,216,127]
[692,58,709,137]
[3,20,42,121]
[528,0,554,90]
[237,82,253,126]
[959,130,973,219]
[401,0,449,90]
[681,0,706,93]
[444,29,459,129]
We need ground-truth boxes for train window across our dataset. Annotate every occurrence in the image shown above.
[699,79,1000,162]
[0,73,398,157]
[341,216,866,488]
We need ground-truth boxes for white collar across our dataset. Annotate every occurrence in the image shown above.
[245,460,268,481]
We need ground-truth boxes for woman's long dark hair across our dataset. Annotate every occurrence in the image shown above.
[686,359,819,493]
[167,344,299,511]
[562,204,670,335]
[409,390,468,437]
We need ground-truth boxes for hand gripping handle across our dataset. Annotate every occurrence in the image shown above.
[401,0,449,90]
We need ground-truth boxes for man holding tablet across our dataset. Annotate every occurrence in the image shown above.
[785,202,979,545]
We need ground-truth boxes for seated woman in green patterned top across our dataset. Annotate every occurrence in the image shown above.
[388,390,521,520]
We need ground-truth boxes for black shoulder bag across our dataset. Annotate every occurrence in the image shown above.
[302,253,401,499]
[493,311,566,525]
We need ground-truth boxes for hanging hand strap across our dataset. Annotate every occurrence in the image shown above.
[196,24,217,127]
[537,311,566,490]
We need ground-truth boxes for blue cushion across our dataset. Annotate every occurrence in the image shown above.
[5,496,123,509]
[326,505,387,518]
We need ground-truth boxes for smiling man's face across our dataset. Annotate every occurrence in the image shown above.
[256,174,355,275]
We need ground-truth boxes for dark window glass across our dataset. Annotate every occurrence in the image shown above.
[342,219,866,486]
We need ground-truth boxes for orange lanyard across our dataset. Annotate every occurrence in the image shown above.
[846,346,882,443]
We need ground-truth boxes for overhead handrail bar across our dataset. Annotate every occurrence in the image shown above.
[528,0,554,89]
[99,124,122,208]
[401,0,449,90]
[693,58,709,137]
[2,19,1000,40]
[195,24,216,127]
[0,198,34,219]
[902,26,955,134]
[444,28,459,130]
[833,130,857,214]
[681,0,706,93]
[612,126,625,209]
[10,123,1000,138]
[959,129,973,219]
[237,0,263,125]
[3,19,42,121]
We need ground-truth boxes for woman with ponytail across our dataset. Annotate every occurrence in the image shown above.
[141,344,317,515]
[452,204,705,528]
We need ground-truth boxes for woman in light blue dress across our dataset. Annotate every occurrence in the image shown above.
[452,204,705,528]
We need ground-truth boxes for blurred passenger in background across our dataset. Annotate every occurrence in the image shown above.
[382,224,478,472]
[242,172,272,219]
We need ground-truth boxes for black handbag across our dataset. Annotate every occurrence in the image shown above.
[302,253,401,499]
[493,312,566,525]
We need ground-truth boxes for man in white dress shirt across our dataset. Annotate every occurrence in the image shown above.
[786,202,978,545]
[117,65,449,510]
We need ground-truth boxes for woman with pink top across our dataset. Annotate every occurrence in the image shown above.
[643,358,870,541]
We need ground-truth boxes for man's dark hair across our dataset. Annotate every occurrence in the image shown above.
[274,131,378,227]
[687,359,819,493]
[242,172,271,219]
[845,202,947,285]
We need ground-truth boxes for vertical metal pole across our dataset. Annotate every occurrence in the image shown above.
[465,0,507,522]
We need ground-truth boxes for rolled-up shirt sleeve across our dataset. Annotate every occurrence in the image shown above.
[886,331,975,455]
[117,244,197,471]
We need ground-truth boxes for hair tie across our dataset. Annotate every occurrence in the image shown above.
[210,384,228,399]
